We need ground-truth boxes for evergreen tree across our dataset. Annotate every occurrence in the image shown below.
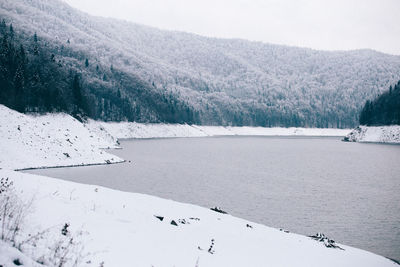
[72,73,82,112]
[9,24,13,39]
[33,32,39,55]
[0,20,6,34]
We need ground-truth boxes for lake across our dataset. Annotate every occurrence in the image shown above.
[28,136,400,261]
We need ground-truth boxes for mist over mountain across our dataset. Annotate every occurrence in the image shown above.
[1,0,400,127]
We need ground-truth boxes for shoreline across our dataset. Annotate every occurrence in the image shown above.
[87,120,352,140]
[1,104,352,171]
[15,159,126,172]
[344,125,400,144]
[117,135,345,141]
[1,168,396,267]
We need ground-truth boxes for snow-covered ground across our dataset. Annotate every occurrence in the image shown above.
[0,240,42,267]
[0,169,396,267]
[88,120,351,140]
[0,105,122,170]
[344,125,400,143]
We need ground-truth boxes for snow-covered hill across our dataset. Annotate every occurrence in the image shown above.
[0,169,397,267]
[0,105,122,170]
[1,0,400,127]
[344,126,400,143]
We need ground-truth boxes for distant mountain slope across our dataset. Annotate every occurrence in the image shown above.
[1,0,400,127]
[359,80,400,126]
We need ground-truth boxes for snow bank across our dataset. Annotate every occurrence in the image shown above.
[88,120,351,139]
[227,126,351,136]
[0,105,122,170]
[87,120,208,139]
[0,240,41,267]
[0,169,396,267]
[344,125,400,143]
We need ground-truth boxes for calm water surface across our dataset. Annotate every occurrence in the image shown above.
[28,137,400,261]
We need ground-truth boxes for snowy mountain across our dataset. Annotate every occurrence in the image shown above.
[1,0,400,127]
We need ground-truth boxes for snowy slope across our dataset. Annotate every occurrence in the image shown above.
[0,105,122,170]
[0,241,41,267]
[0,169,396,267]
[344,126,400,143]
[88,120,351,139]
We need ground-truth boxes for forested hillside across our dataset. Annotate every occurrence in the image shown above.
[359,81,400,126]
[1,0,400,127]
[0,20,198,123]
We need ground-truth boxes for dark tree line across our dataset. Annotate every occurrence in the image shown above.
[0,19,200,123]
[0,20,87,115]
[359,80,400,126]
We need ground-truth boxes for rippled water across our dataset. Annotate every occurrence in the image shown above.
[28,136,400,261]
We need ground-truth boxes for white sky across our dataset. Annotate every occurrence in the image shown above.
[64,0,400,55]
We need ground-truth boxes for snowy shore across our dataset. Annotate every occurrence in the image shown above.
[87,120,351,140]
[344,125,400,144]
[0,104,350,170]
[0,169,397,267]
[0,105,122,170]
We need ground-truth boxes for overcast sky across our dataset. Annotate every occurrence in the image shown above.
[64,0,400,55]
